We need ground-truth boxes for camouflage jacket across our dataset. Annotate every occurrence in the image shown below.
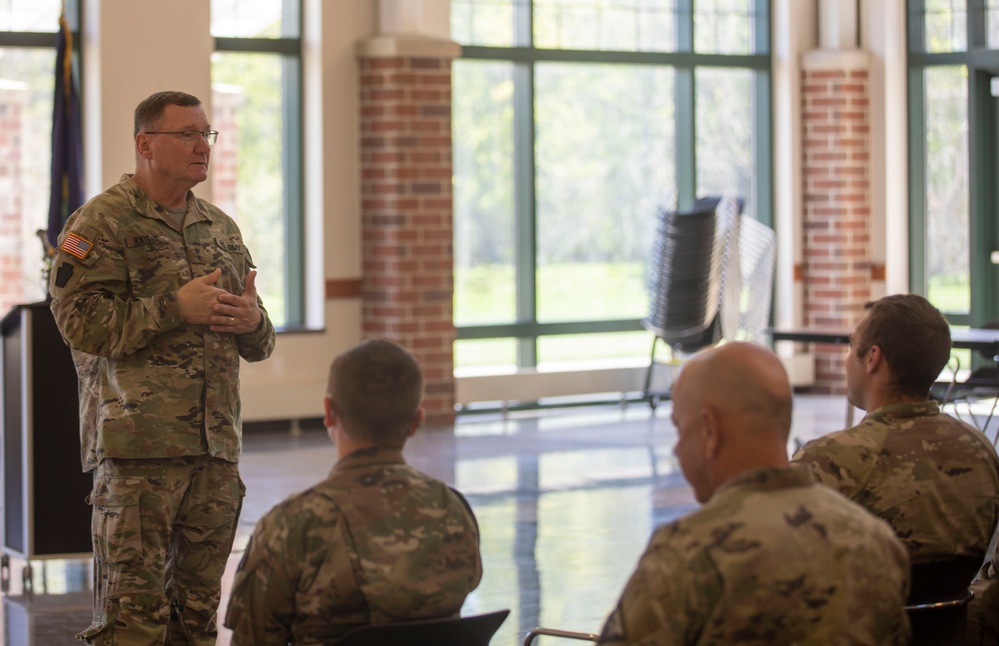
[224,446,483,645]
[597,466,911,646]
[792,401,999,560]
[49,174,275,471]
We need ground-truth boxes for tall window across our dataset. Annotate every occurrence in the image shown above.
[0,0,79,316]
[451,0,772,372]
[210,0,302,329]
[908,0,999,325]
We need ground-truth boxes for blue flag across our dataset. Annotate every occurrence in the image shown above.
[47,13,84,249]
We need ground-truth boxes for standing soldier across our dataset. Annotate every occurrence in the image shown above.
[49,90,276,645]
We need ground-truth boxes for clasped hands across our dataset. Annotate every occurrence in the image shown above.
[177,268,262,334]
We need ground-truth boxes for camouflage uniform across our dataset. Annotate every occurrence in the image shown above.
[597,466,911,646]
[224,446,483,645]
[792,401,999,559]
[793,402,999,642]
[48,174,276,645]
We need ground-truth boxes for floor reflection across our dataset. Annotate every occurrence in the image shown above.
[1,395,857,645]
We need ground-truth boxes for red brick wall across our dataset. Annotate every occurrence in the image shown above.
[358,56,456,426]
[210,87,242,220]
[0,86,27,317]
[801,62,872,393]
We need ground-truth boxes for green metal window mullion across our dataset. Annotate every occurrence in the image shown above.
[753,0,771,55]
[514,2,538,368]
[752,71,773,227]
[752,1,773,227]
[461,46,764,68]
[993,76,999,325]
[906,63,927,296]
[676,0,696,209]
[279,0,304,325]
[676,70,696,209]
[513,61,538,368]
[970,0,987,50]
[969,69,997,325]
[968,0,995,330]
[281,54,304,324]
[906,0,927,295]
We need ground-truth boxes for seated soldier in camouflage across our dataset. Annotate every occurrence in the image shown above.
[598,342,911,645]
[792,294,999,642]
[224,339,483,644]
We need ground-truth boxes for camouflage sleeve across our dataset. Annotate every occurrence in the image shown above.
[597,534,717,645]
[225,514,298,645]
[48,219,185,359]
[235,295,276,362]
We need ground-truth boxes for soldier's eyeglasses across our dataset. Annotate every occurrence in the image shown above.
[143,130,219,146]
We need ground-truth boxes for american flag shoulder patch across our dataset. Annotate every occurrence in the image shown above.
[61,231,94,260]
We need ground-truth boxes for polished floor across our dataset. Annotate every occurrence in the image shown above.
[1,394,992,646]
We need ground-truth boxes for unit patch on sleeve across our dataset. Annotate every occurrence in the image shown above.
[60,231,94,260]
[54,262,74,288]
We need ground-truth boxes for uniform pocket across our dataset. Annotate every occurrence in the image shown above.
[89,475,144,566]
[187,239,246,292]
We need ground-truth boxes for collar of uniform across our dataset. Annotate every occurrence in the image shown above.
[713,464,815,499]
[863,400,940,423]
[330,446,407,477]
[118,173,212,226]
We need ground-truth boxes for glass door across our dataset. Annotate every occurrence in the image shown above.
[908,2,999,331]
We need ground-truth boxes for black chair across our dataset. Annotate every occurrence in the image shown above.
[906,556,983,646]
[332,609,509,646]
[642,195,742,409]
[523,626,599,645]
[931,321,999,438]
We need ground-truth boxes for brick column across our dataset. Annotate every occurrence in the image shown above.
[0,81,28,317]
[801,51,872,394]
[357,36,461,426]
[209,85,244,218]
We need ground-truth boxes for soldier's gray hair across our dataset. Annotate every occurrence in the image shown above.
[134,91,202,137]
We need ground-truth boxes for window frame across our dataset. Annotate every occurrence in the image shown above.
[212,0,305,329]
[453,0,773,368]
[907,0,999,326]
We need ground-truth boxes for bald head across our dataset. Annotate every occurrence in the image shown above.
[680,342,793,442]
[671,342,793,502]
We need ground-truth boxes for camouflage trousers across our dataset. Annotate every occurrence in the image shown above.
[77,455,244,646]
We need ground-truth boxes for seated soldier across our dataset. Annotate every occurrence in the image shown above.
[792,294,999,641]
[598,342,911,645]
[224,339,482,644]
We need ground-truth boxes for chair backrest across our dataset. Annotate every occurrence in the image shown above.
[976,320,999,360]
[644,194,742,351]
[906,556,982,646]
[736,214,776,344]
[524,626,600,645]
[907,555,983,605]
[332,609,510,646]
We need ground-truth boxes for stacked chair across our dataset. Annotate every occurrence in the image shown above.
[642,194,775,407]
